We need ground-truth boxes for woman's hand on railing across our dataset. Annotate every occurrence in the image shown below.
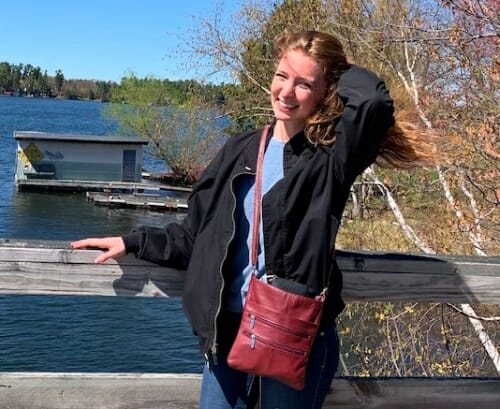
[71,237,126,264]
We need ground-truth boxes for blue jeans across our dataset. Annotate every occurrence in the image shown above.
[199,313,339,409]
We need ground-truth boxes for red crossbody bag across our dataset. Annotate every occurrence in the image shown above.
[227,125,329,391]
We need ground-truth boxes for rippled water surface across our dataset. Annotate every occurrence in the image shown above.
[0,96,201,373]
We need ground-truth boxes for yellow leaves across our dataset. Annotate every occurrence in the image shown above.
[375,303,399,322]
[353,343,372,356]
[337,302,496,377]
[430,357,470,376]
[431,360,453,375]
[404,305,415,314]
[359,368,371,377]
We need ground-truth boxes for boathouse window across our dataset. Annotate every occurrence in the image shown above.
[122,149,137,182]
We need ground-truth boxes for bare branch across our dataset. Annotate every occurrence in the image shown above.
[446,303,500,321]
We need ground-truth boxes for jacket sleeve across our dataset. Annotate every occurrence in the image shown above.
[121,144,225,269]
[333,65,395,185]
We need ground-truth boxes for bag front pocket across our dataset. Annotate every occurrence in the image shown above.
[241,311,316,352]
[241,329,305,356]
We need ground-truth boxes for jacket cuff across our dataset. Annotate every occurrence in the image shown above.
[122,233,141,254]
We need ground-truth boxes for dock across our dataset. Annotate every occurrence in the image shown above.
[16,178,192,194]
[86,192,188,211]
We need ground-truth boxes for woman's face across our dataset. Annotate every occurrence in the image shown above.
[271,49,325,131]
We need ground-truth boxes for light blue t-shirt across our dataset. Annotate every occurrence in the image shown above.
[224,137,285,312]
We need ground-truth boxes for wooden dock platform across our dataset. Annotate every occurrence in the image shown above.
[16,178,192,194]
[86,192,188,211]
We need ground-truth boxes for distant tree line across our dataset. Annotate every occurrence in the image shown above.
[0,62,115,101]
[110,75,230,107]
[0,61,230,106]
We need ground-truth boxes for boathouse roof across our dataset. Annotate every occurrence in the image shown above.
[14,131,148,145]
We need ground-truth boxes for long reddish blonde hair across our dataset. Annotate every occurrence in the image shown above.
[273,30,435,167]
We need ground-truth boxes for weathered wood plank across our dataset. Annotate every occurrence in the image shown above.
[0,250,184,297]
[1,373,499,409]
[16,179,163,192]
[338,251,500,304]
[0,373,201,409]
[87,192,188,211]
[16,179,192,193]
[0,241,499,302]
[325,377,500,408]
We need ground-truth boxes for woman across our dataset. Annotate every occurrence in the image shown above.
[72,30,426,408]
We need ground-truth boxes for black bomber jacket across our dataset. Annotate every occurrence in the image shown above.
[122,65,395,357]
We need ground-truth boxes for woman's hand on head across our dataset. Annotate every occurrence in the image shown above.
[71,237,126,264]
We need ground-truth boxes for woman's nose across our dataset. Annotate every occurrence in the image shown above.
[280,80,295,97]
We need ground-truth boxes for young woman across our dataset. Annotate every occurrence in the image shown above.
[72,30,427,408]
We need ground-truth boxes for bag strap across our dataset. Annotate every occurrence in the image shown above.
[250,125,270,272]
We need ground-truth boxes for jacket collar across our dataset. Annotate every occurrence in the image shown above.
[240,122,313,172]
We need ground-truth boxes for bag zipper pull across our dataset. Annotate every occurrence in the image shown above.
[250,334,256,349]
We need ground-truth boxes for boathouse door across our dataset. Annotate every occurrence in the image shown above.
[122,149,136,182]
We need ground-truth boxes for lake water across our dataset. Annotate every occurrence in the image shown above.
[0,96,201,373]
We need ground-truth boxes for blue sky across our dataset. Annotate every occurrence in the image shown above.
[0,0,240,83]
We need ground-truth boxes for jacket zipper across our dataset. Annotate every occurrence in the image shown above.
[210,169,254,362]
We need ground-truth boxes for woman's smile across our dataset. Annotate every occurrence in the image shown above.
[277,97,298,110]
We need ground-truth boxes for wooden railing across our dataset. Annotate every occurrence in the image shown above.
[1,239,499,408]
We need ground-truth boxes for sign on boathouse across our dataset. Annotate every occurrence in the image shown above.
[14,131,148,185]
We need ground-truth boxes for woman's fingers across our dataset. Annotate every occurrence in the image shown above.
[71,238,106,249]
[71,237,126,264]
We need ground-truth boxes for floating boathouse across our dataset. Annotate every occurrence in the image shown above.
[14,131,148,190]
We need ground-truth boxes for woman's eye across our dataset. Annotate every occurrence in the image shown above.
[298,81,311,89]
